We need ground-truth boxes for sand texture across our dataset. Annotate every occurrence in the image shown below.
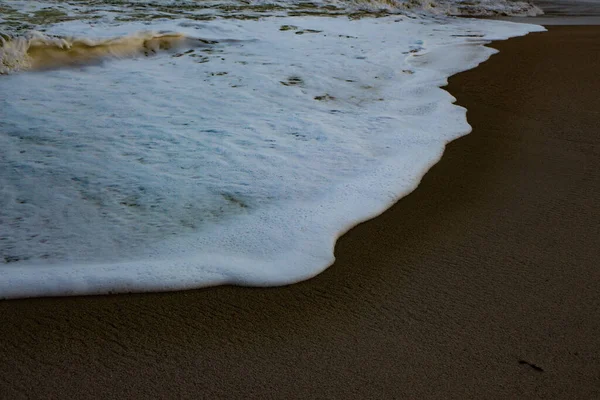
[1,26,599,399]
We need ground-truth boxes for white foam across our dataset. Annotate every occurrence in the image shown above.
[341,0,542,16]
[0,0,543,29]
[0,16,544,298]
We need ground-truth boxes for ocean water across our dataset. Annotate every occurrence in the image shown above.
[0,1,544,298]
[532,0,600,16]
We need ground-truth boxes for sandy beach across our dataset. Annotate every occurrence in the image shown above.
[1,25,599,399]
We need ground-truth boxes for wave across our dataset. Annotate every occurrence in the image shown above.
[0,31,215,74]
[0,0,543,75]
[343,0,542,16]
[0,15,545,298]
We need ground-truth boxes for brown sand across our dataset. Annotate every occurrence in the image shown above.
[1,26,599,399]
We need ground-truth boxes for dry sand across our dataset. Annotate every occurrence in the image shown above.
[1,26,599,399]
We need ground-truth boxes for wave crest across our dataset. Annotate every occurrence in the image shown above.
[344,0,542,16]
[0,31,206,74]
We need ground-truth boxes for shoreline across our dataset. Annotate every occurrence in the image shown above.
[1,26,599,398]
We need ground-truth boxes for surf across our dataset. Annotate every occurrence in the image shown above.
[0,15,545,298]
[1,31,217,74]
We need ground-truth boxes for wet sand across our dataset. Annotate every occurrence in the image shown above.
[1,26,599,399]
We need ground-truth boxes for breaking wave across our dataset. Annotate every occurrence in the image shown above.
[0,31,215,74]
[344,0,542,15]
[0,0,542,74]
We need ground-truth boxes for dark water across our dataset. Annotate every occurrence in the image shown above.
[534,0,600,15]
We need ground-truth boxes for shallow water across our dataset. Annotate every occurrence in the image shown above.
[0,1,544,298]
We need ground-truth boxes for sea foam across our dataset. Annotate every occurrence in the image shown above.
[0,11,544,298]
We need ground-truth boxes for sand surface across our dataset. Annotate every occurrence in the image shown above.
[1,26,599,399]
